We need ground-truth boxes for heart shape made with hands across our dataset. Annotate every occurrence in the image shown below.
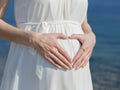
[57,37,81,63]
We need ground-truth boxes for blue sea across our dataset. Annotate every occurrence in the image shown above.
[0,0,120,90]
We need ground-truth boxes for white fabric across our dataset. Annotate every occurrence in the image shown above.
[0,0,93,90]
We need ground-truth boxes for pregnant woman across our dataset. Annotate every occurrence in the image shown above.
[0,0,96,90]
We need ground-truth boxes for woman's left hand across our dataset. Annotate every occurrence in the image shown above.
[68,32,96,70]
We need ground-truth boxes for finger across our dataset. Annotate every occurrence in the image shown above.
[68,34,84,43]
[74,47,90,69]
[81,57,90,68]
[72,44,88,64]
[46,56,62,69]
[72,41,92,67]
[56,52,72,69]
[81,52,92,67]
[55,43,72,63]
[54,33,68,39]
[78,53,90,69]
[50,48,72,69]
[74,51,87,69]
[49,52,70,70]
[76,49,92,69]
[72,48,83,65]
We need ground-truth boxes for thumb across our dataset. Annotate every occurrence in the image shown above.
[69,34,84,42]
[54,33,68,39]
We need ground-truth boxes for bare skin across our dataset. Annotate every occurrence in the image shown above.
[69,17,96,69]
[0,0,96,70]
[0,0,9,19]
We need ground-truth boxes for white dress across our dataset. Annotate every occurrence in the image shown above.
[0,0,93,90]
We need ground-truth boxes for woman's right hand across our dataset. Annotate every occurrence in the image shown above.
[29,32,72,70]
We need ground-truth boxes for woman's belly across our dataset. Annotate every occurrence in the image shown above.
[0,21,92,90]
[14,21,91,84]
[19,20,84,59]
[17,20,84,70]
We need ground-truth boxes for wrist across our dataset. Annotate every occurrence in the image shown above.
[26,30,37,48]
[84,30,94,35]
[83,27,93,34]
[84,31,96,42]
[18,29,36,48]
[89,32,96,44]
[27,31,43,48]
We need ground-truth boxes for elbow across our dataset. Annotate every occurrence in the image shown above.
[0,10,4,20]
[81,22,89,29]
[0,16,4,20]
[0,8,5,20]
[0,16,4,22]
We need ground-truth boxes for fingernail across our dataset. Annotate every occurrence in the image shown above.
[58,66,62,68]
[73,64,76,68]
[67,67,70,70]
[81,66,84,68]
[76,66,80,70]
[75,67,78,70]
[69,65,72,68]
[73,63,76,68]
[70,65,73,69]
[73,60,76,63]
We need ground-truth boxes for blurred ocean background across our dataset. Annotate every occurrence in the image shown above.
[0,0,120,90]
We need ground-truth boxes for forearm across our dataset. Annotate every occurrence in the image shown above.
[81,16,94,34]
[82,23,93,34]
[0,0,9,19]
[0,19,34,47]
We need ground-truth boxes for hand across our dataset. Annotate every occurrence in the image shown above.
[30,32,72,70]
[68,32,96,70]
